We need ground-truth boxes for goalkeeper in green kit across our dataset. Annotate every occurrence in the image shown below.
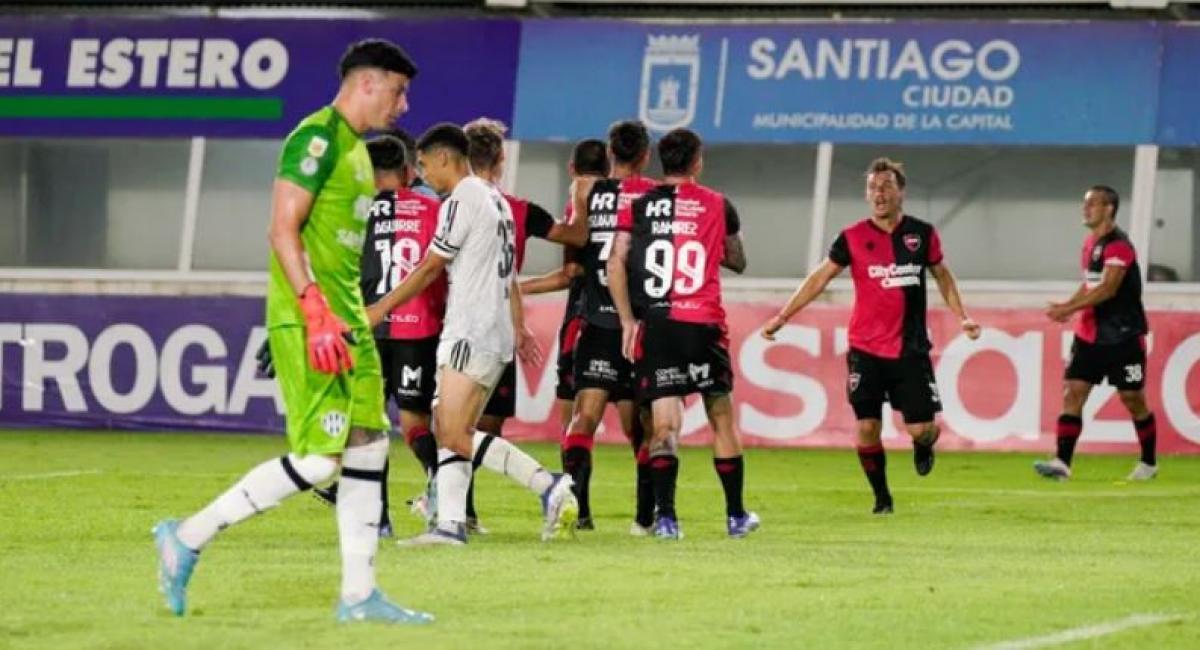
[153,39,433,625]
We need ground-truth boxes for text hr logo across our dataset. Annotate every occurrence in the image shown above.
[868,263,922,288]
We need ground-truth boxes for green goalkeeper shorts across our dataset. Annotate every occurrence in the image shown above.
[268,325,389,456]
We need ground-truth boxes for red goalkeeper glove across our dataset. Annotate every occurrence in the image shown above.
[299,283,354,374]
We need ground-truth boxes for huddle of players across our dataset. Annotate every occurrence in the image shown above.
[340,121,1158,538]
[348,118,759,541]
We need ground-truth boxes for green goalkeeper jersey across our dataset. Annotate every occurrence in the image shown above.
[266,106,375,330]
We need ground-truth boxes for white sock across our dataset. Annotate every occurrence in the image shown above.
[176,453,337,550]
[338,437,389,605]
[472,432,553,495]
[435,447,472,528]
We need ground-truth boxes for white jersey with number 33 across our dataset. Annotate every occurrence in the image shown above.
[430,175,516,360]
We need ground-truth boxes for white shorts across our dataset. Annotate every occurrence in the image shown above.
[435,338,509,395]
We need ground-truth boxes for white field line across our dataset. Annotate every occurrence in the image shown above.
[973,613,1187,650]
[0,469,101,481]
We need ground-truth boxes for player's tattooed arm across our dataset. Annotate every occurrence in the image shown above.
[366,253,448,328]
[268,179,318,295]
[607,231,639,361]
[1046,264,1126,323]
[761,258,843,340]
[930,263,981,339]
[722,234,747,274]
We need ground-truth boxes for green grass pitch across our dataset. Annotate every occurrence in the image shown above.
[1,430,1197,649]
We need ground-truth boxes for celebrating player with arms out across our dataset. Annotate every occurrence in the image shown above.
[608,128,756,540]
[1036,186,1157,482]
[154,40,433,624]
[762,158,980,515]
[367,124,578,545]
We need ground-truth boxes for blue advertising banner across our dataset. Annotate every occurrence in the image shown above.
[0,17,520,138]
[0,294,282,432]
[514,20,1161,145]
[1156,24,1200,146]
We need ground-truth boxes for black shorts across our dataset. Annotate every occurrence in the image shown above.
[1065,336,1146,390]
[846,348,941,424]
[556,316,584,401]
[482,360,517,418]
[635,320,732,403]
[377,336,438,414]
[573,322,635,401]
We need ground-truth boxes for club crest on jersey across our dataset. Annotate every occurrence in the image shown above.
[903,233,922,252]
[321,410,348,438]
[639,34,701,132]
[307,136,328,158]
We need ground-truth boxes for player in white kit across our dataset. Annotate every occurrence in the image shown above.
[366,123,578,544]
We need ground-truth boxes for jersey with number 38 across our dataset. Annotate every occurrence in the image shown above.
[429,175,516,359]
[626,182,740,325]
[360,189,445,341]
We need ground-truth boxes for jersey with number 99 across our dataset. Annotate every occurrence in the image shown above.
[579,175,657,329]
[360,189,445,341]
[626,182,740,325]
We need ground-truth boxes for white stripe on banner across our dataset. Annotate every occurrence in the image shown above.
[0,469,101,481]
[973,613,1187,650]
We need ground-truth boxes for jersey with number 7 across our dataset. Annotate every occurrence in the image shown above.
[578,175,657,329]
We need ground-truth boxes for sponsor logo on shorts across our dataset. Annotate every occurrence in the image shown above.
[321,410,348,438]
[401,365,423,389]
[928,382,941,403]
[688,363,710,382]
[848,372,861,393]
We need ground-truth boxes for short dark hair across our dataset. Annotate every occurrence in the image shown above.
[1089,184,1120,217]
[866,157,907,189]
[607,120,650,165]
[366,135,407,173]
[381,127,418,167]
[339,39,418,80]
[464,117,507,172]
[572,138,609,176]
[416,122,469,158]
[658,128,702,176]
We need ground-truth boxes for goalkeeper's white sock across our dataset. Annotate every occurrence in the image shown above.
[472,432,553,495]
[435,448,471,528]
[338,437,389,605]
[176,453,337,550]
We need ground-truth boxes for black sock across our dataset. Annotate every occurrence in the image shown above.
[561,434,594,519]
[1056,414,1083,465]
[650,454,679,520]
[406,426,437,478]
[635,447,654,526]
[856,445,890,503]
[1135,414,1157,466]
[713,456,746,518]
